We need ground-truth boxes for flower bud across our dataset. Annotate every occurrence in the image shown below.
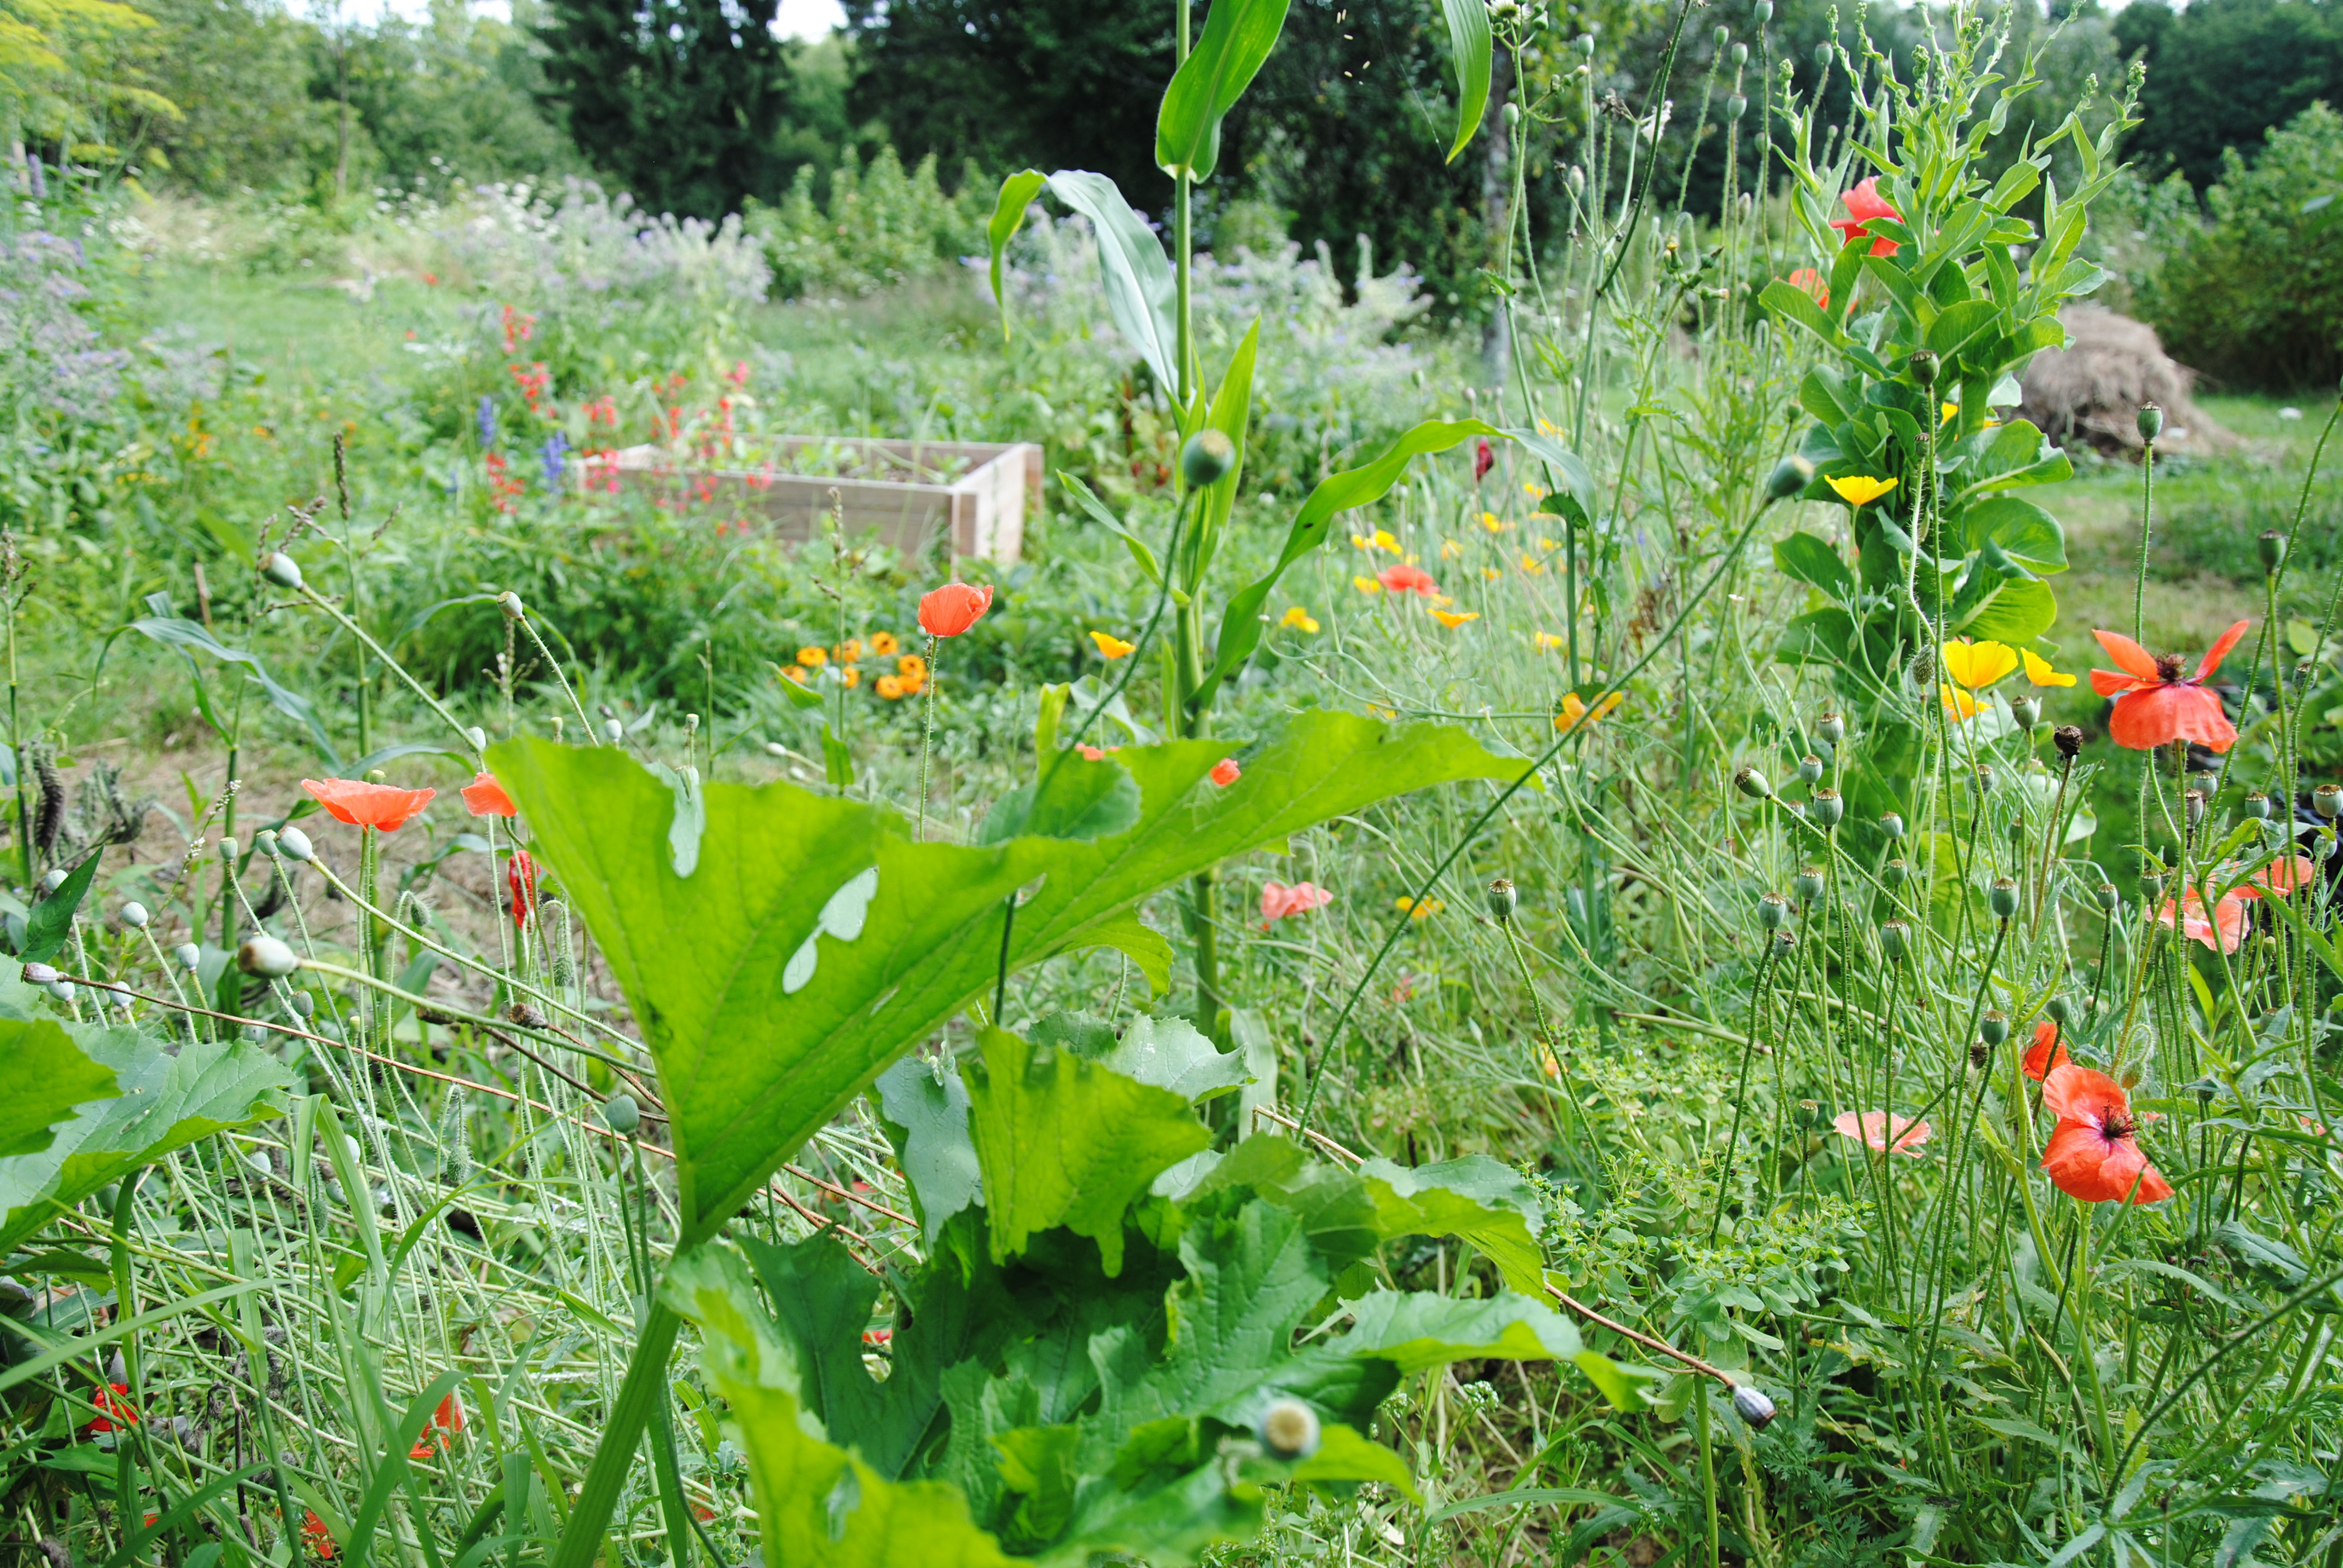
[1713,24,1730,46]
[1795,754,1823,785]
[2258,531,2288,573]
[2312,829,2337,863]
[1757,892,1789,930]
[1879,919,1910,959]
[1260,1397,1323,1459]
[120,901,148,930]
[1568,165,1586,195]
[174,942,202,971]
[263,552,303,590]
[290,991,315,1018]
[279,826,314,861]
[2244,792,2271,820]
[1754,1,1774,22]
[2008,694,2040,731]
[2184,789,2207,828]
[1180,429,1236,488]
[1883,858,1909,889]
[1576,32,1596,56]
[23,961,59,986]
[1809,787,1843,826]
[2096,881,2120,911]
[1487,878,1518,921]
[602,1092,641,1135]
[1731,1384,1776,1429]
[1725,93,1748,119]
[2137,403,2164,443]
[1734,766,1773,800]
[1502,102,1521,127]
[1765,454,1816,501]
[2316,783,2341,821]
[498,590,525,621]
[2054,725,2083,759]
[1908,349,1939,387]
[38,867,64,894]
[1988,878,2020,920]
[1731,42,1748,66]
[1981,1010,2009,1046]
[1879,811,1906,841]
[1815,711,1845,745]
[47,980,73,1004]
[2143,871,2166,904]
[602,719,624,744]
[466,726,488,752]
[237,935,300,978]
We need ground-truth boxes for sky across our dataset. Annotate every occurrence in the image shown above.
[353,0,847,35]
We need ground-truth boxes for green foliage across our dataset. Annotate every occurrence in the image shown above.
[1156,0,1293,183]
[747,147,992,301]
[0,1014,119,1158]
[2119,0,2343,194]
[2141,103,2343,390]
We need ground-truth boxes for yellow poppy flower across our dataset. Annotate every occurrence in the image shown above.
[1482,511,1510,533]
[1089,630,1136,659]
[2022,648,2077,688]
[1354,575,1383,595]
[1395,895,1444,920]
[1533,631,1564,652]
[1280,606,1319,633]
[1827,474,1898,507]
[1440,538,1463,560]
[1432,609,1480,628]
[1555,691,1624,733]
[1939,639,2018,690]
[1940,684,1983,720]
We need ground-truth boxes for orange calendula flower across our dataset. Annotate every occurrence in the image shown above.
[839,666,860,688]
[796,646,827,668]
[1280,606,1320,633]
[303,779,435,832]
[897,654,928,680]
[2041,1064,2172,1204]
[782,664,808,685]
[1827,474,1897,507]
[2090,621,2247,753]
[1431,609,1479,628]
[1555,691,1623,734]
[870,631,900,656]
[834,638,862,664]
[1089,630,1136,659]
[876,675,906,700]
[460,773,516,817]
[1832,1111,1930,1156]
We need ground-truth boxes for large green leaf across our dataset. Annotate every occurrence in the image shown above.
[874,1056,981,1242]
[963,1028,1209,1275]
[0,1014,119,1158]
[1435,0,1493,163]
[1156,0,1293,182]
[119,616,341,768]
[985,171,1177,393]
[1961,495,2068,575]
[490,712,1520,1243]
[987,169,1048,332]
[1355,1155,1548,1295]
[20,852,102,966]
[1333,1290,1580,1373]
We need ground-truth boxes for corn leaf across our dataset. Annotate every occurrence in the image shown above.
[1156,0,1294,182]
[1436,0,1493,164]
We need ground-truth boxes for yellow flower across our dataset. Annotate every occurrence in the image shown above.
[839,666,861,688]
[1483,567,1504,581]
[1395,895,1444,920]
[1280,606,1319,633]
[1354,575,1383,595]
[1429,593,1454,607]
[1089,630,1136,659]
[1941,401,1961,425]
[1536,537,1558,551]
[1440,538,1463,560]
[1524,482,1547,500]
[1533,631,1564,652]
[1368,703,1397,720]
[1826,474,1898,507]
[1555,691,1624,734]
[1536,417,1562,436]
[1941,684,1983,720]
[1519,554,1545,576]
[1482,511,1510,533]
[1432,609,1480,628]
[1939,639,2018,690]
[1375,529,1400,554]
[796,645,828,668]
[782,664,809,685]
[2021,648,2077,688]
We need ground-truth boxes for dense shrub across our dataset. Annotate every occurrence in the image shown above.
[743,146,989,301]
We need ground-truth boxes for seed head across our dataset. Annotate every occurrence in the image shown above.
[2096,881,2120,910]
[1765,454,1817,501]
[1181,429,1236,488]
[2046,996,2071,1024]
[2054,725,2083,759]
[1988,878,2020,920]
[2244,792,2270,820]
[1809,787,1843,826]
[1725,92,1747,118]
[119,901,148,930]
[1792,866,1825,903]
[1980,1010,2009,1046]
[279,826,314,862]
[1757,892,1790,930]
[1972,763,1997,795]
[1261,1398,1323,1459]
[602,719,624,744]
[174,943,202,971]
[2315,783,2341,821]
[1734,766,1774,800]
[1754,0,1774,22]
[2184,789,2207,828]
[1486,878,1518,922]
[2258,531,2288,573]
[2137,403,2164,443]
[602,1093,641,1135]
[1908,349,1939,387]
[2008,694,2040,731]
[290,991,315,1018]
[1814,711,1845,745]
[497,590,525,621]
[1796,754,1823,785]
[1883,857,1909,889]
[1879,919,1910,960]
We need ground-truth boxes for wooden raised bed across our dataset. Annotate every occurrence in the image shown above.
[595,437,1040,564]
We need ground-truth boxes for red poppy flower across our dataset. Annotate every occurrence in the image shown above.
[918,582,994,638]
[1260,880,1334,926]
[1829,177,1902,257]
[1786,267,1830,308]
[303,779,436,832]
[1209,758,1242,787]
[409,1392,464,1459]
[82,1382,137,1434]
[303,1511,338,1560]
[460,773,516,817]
[1830,1110,1931,1155]
[2238,854,2317,898]
[2158,888,2248,953]
[2040,1063,2172,1204]
[1473,437,1495,483]
[2089,621,2248,753]
[507,850,540,927]
[2023,1020,2071,1083]
[1377,563,1439,596]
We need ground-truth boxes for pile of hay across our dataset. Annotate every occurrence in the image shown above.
[2017,306,2228,459]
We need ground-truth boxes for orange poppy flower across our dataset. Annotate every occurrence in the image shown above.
[2089,621,2248,753]
[409,1392,464,1459]
[303,779,435,832]
[2023,1020,2071,1083]
[82,1382,137,1434]
[2158,888,2248,953]
[1377,563,1439,597]
[870,632,900,656]
[460,773,516,817]
[1787,266,1829,308]
[2238,854,2318,898]
[1831,1111,1930,1156]
[1830,177,1901,257]
[1209,758,1241,787]
[2040,1063,2172,1204]
[1260,880,1334,926]
[303,1511,338,1560]
[919,582,994,638]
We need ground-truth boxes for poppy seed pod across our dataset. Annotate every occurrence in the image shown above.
[1972,764,1997,795]
[1879,919,1910,959]
[602,1093,640,1135]
[1576,32,1596,56]
[2047,996,2072,1025]
[2137,403,2164,443]
[1502,102,1520,127]
[1765,454,1817,501]
[1797,754,1824,785]
[1713,24,1729,45]
[1725,93,1747,119]
[290,991,314,1018]
[2009,694,2041,731]
[1260,1398,1322,1459]
[263,552,303,590]
[2096,881,2121,910]
[2143,871,2166,904]
[279,826,313,861]
[2244,791,2272,820]
[2184,789,2207,828]
[1487,878,1518,921]
[1879,811,1906,840]
[1815,711,1846,745]
[237,935,299,978]
[1731,1384,1777,1429]
[1181,429,1237,488]
[1734,766,1774,800]
[1909,349,1939,387]
[2054,725,2083,759]
[22,962,58,987]
[1732,42,1748,65]
[465,726,488,753]
[1809,788,1844,826]
[2258,530,2288,573]
[120,901,148,930]
[1989,878,2020,920]
[497,590,525,621]
[1793,866,1826,903]
[255,829,279,858]
[1757,892,1790,930]
[1883,857,1909,888]
[1814,39,1832,66]
[219,836,238,863]
[2315,783,2341,820]
[2315,831,2338,863]
[1981,1011,2009,1046]
[601,719,624,744]
[174,942,201,971]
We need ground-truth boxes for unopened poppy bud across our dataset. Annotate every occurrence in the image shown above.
[1725,93,1747,119]
[263,552,303,590]
[290,991,315,1018]
[1757,892,1789,929]
[1879,811,1906,840]
[1809,787,1843,826]
[1260,1397,1322,1459]
[2009,694,2040,731]
[2137,403,2164,443]
[1989,878,2020,920]
[1713,24,1729,45]
[2312,829,2337,863]
[1487,878,1518,921]
[2245,791,2271,820]
[1754,1,1773,22]
[2315,783,2341,820]
[279,826,313,861]
[47,980,73,1003]
[465,726,488,752]
[1734,766,1773,800]
[1731,43,1747,67]
[601,719,623,744]
[1981,1011,2009,1046]
[1576,33,1595,56]
[2054,725,2083,759]
[120,901,148,930]
[1765,454,1816,501]
[237,935,298,978]
[685,713,700,736]
[497,590,525,620]
[2096,881,2120,910]
[602,1092,640,1135]
[1568,165,1585,195]
[1181,429,1236,488]
[38,867,64,893]
[1731,1385,1776,1429]
[1883,858,1909,888]
[2258,531,2287,573]
[2184,789,2207,828]
[1879,919,1910,959]
[255,829,279,858]
[1796,754,1823,785]
[1815,711,1844,745]
[174,942,201,971]
[1793,867,1825,903]
[1908,349,1938,387]
[23,961,59,986]
[1502,102,1521,126]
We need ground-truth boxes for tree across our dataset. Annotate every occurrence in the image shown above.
[537,0,793,218]
[2118,0,2343,189]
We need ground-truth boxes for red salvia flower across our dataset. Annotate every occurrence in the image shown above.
[918,582,994,638]
[2040,1063,2173,1204]
[303,779,436,832]
[2089,621,2249,753]
[507,850,540,927]
[1829,177,1902,256]
[460,773,516,817]
[2023,1020,2071,1083]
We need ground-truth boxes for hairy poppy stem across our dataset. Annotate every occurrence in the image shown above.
[1706,933,1784,1247]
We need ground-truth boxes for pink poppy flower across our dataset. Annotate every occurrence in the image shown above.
[1832,1110,1931,1156]
[2158,888,2248,953]
[1260,880,1334,926]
